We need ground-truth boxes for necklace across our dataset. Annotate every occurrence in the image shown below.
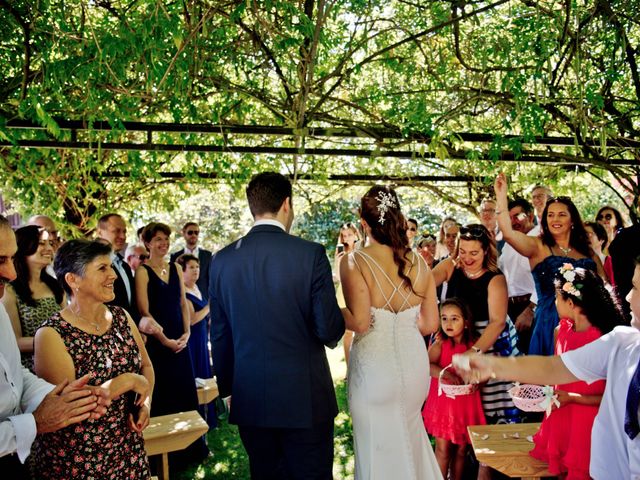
[71,305,103,332]
[150,262,168,276]
[465,268,484,279]
[557,245,572,256]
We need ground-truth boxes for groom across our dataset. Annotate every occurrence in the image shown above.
[209,171,345,479]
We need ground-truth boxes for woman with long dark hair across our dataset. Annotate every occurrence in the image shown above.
[495,173,605,356]
[340,185,442,479]
[2,225,64,371]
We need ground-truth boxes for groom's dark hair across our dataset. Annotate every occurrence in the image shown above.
[246,172,292,217]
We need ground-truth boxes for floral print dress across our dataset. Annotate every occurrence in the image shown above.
[33,305,150,479]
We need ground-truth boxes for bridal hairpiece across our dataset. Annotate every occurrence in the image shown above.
[559,263,582,298]
[375,191,397,225]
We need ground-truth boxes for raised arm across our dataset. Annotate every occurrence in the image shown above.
[431,257,455,287]
[495,173,540,258]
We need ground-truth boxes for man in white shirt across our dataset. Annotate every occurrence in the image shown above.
[498,198,538,353]
[0,216,109,477]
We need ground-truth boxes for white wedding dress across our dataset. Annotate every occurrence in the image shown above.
[348,251,443,480]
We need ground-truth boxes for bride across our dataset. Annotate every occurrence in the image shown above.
[340,185,443,479]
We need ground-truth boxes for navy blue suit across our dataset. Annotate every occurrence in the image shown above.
[209,224,344,479]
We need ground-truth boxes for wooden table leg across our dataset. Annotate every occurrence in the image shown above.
[153,454,170,480]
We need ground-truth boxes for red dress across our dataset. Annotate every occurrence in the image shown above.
[529,318,604,479]
[422,340,486,445]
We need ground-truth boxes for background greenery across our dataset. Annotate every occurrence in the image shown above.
[1,1,638,236]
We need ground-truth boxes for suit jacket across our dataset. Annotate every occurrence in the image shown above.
[171,247,212,301]
[609,223,640,321]
[107,254,139,323]
[209,224,345,429]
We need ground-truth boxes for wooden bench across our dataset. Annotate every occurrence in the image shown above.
[144,410,209,480]
[468,423,552,479]
[196,377,219,405]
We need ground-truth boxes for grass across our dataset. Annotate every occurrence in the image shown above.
[176,344,354,479]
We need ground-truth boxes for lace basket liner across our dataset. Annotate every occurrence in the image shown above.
[508,383,559,414]
[438,364,478,398]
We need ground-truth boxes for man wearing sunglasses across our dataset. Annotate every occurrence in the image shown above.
[171,222,212,302]
[124,243,149,274]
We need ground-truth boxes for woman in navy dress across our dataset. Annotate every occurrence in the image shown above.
[136,222,209,468]
[495,174,605,356]
[176,253,217,428]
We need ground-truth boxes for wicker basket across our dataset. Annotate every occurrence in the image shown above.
[438,364,477,398]
[508,384,552,412]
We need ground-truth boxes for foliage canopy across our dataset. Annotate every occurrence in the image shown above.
[1,0,639,232]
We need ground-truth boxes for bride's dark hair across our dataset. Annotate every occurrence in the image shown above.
[360,185,417,295]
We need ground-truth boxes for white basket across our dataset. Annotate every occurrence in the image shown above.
[508,384,550,412]
[438,364,477,398]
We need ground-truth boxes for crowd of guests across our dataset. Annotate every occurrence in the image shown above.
[333,174,639,480]
[1,170,639,480]
[0,214,215,478]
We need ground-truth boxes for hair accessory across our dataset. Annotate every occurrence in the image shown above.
[375,191,397,225]
[559,263,582,298]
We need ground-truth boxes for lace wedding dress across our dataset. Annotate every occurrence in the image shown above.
[348,251,443,480]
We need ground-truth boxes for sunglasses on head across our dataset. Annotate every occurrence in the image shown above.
[459,225,487,239]
[597,213,614,221]
[186,230,199,235]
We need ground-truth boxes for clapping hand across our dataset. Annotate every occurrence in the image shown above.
[34,374,110,434]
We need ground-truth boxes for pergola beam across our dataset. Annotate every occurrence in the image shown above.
[5,118,640,149]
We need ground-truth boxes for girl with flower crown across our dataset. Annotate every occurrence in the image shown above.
[528,265,622,479]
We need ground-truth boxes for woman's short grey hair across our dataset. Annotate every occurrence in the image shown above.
[54,239,113,296]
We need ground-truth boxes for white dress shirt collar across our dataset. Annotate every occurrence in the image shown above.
[253,219,286,231]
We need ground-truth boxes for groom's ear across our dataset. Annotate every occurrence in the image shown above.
[281,196,292,213]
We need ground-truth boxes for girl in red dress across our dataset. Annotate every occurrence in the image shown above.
[530,265,623,479]
[422,298,486,480]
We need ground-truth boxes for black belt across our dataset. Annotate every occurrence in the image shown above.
[509,294,531,304]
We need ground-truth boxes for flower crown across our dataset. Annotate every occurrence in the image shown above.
[559,263,582,298]
[375,190,397,225]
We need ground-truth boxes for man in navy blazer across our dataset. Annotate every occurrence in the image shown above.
[170,222,212,301]
[209,172,345,480]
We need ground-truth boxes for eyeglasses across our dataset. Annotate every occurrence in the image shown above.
[407,227,417,232]
[186,230,200,235]
[596,213,613,221]
[133,254,149,260]
[459,225,488,239]
[480,208,496,214]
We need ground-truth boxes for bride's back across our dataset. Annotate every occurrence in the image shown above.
[353,244,427,314]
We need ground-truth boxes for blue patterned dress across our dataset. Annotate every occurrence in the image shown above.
[529,253,597,356]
